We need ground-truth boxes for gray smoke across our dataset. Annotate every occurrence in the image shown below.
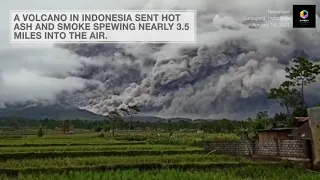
[1,0,320,119]
[55,0,320,119]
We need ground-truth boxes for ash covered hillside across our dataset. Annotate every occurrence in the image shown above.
[0,0,320,119]
[0,102,105,120]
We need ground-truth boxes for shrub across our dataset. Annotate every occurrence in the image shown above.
[37,127,44,137]
[95,126,103,132]
[97,133,105,138]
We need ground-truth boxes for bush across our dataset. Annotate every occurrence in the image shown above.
[206,133,240,141]
[97,133,105,138]
[95,126,103,132]
[37,127,44,137]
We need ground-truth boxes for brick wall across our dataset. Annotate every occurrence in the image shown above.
[205,140,310,159]
[204,141,253,155]
[278,140,309,158]
[254,140,278,156]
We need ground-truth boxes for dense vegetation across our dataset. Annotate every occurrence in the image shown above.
[0,111,296,141]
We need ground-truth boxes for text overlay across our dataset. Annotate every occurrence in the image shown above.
[10,10,197,43]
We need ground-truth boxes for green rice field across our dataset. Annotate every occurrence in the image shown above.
[0,133,319,179]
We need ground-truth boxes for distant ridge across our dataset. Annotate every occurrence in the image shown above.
[0,104,104,120]
[0,103,166,121]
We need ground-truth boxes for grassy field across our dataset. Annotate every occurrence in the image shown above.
[0,132,319,179]
[2,167,320,180]
[0,144,201,152]
[0,154,250,168]
[0,132,240,145]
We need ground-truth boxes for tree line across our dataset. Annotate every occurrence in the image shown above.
[0,111,286,138]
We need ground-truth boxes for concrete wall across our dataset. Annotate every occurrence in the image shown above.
[205,139,310,159]
[308,107,320,164]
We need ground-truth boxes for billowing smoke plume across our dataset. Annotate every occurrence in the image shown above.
[1,0,320,119]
